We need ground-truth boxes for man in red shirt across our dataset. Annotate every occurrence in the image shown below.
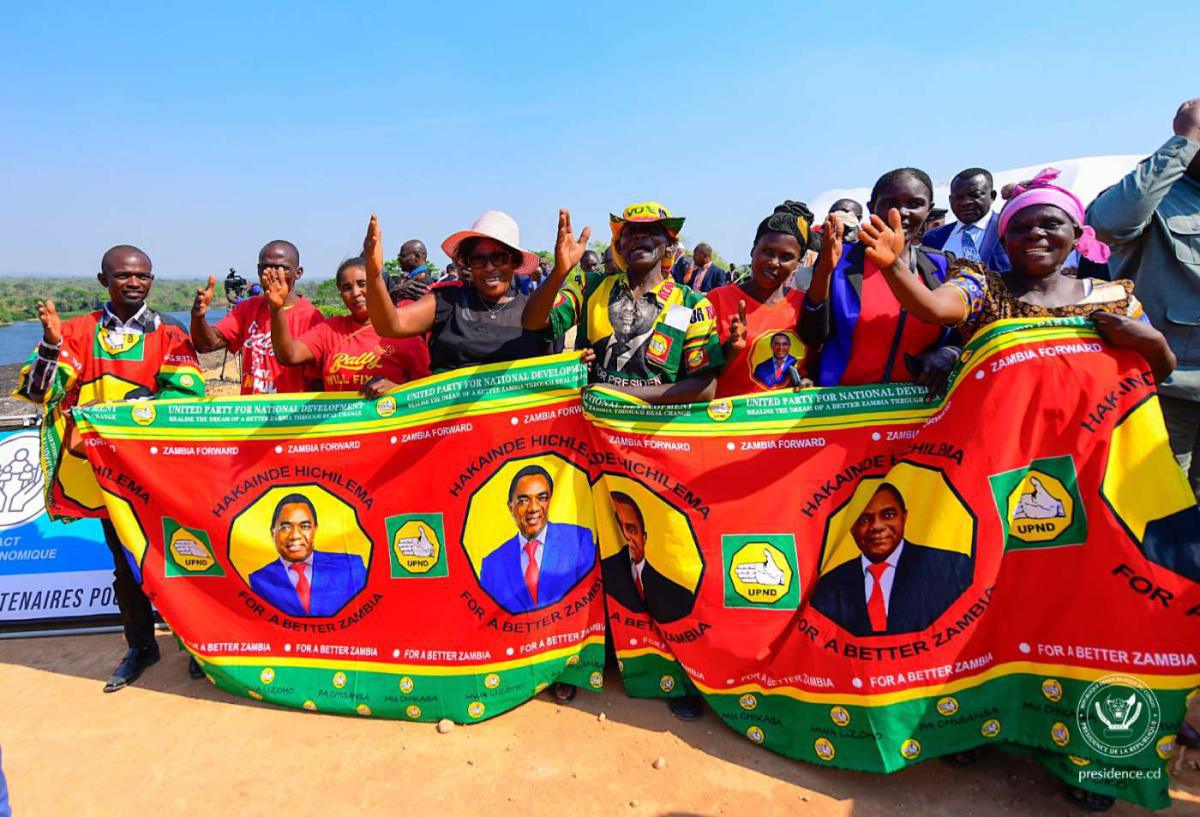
[191,240,324,394]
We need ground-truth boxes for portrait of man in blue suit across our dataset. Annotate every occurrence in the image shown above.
[248,493,368,618]
[478,465,596,615]
[809,483,972,637]
[752,332,800,388]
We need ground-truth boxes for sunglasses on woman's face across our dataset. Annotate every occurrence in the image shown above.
[465,251,515,270]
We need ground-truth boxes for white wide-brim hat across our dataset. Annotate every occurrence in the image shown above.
[441,210,540,276]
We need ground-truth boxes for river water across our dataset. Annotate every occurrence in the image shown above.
[0,310,227,365]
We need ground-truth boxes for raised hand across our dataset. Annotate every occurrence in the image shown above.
[726,300,748,354]
[36,299,62,344]
[815,213,845,279]
[261,268,289,310]
[192,275,216,317]
[363,214,384,280]
[1173,98,1200,141]
[554,209,592,275]
[860,209,907,272]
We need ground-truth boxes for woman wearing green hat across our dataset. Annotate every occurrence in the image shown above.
[522,203,725,406]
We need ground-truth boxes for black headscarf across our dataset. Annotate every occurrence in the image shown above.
[754,200,817,252]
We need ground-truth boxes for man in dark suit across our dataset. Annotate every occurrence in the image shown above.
[922,168,1011,271]
[752,333,800,388]
[678,243,728,293]
[809,483,972,637]
[249,494,368,618]
[479,465,596,614]
[601,491,696,624]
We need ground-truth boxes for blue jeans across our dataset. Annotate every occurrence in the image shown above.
[0,745,11,817]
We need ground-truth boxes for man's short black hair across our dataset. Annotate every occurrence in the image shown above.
[952,167,994,188]
[271,493,318,527]
[610,491,645,531]
[770,332,791,344]
[508,465,554,504]
[873,482,906,513]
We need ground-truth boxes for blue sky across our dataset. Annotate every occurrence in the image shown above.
[1,2,1191,279]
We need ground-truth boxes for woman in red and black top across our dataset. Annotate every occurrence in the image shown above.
[264,257,430,395]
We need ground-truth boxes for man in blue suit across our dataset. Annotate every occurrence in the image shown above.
[809,483,973,637]
[922,168,1010,271]
[752,333,800,388]
[479,465,596,615]
[249,494,368,618]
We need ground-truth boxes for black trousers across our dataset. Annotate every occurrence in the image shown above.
[100,519,156,649]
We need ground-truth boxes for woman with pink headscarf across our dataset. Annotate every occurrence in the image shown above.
[857,167,1177,383]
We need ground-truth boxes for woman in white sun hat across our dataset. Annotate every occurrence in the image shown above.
[362,210,552,372]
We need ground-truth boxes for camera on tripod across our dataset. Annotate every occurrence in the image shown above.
[223,268,248,303]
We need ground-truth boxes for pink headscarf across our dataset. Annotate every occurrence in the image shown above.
[997,168,1111,263]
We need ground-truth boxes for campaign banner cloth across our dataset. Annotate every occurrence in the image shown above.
[0,423,115,626]
[585,318,1200,810]
[75,353,606,722]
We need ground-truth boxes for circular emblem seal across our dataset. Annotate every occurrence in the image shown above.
[484,673,501,689]
[814,738,836,761]
[746,726,765,744]
[980,718,1001,738]
[1156,735,1176,759]
[131,403,157,426]
[1051,722,1071,747]
[1067,754,1091,767]
[1041,678,1063,702]
[356,704,372,716]
[302,700,317,711]
[659,675,676,693]
[566,654,580,666]
[376,396,397,418]
[830,706,851,727]
[259,667,275,685]
[899,739,921,760]
[588,671,604,689]
[706,399,733,422]
[1076,674,1161,759]
[936,696,959,717]
[332,671,347,689]
[247,689,263,701]
[405,705,421,719]
[616,660,624,672]
[399,676,415,694]
[738,694,758,711]
[467,701,486,719]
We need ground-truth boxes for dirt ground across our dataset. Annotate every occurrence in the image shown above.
[0,631,1198,817]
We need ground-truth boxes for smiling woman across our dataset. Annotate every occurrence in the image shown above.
[362,210,552,373]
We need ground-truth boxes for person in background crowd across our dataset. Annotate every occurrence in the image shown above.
[364,210,553,373]
[441,263,460,283]
[866,170,1176,381]
[804,168,958,395]
[524,204,722,720]
[708,201,814,397]
[923,167,1011,271]
[264,256,430,394]
[828,199,863,243]
[1089,98,1200,502]
[671,254,695,285]
[17,245,206,692]
[602,245,621,273]
[682,242,729,293]
[580,249,602,274]
[925,207,948,232]
[191,240,324,394]
[398,239,433,281]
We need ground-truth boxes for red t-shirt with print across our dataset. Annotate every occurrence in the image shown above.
[707,284,807,398]
[298,315,431,391]
[215,295,324,394]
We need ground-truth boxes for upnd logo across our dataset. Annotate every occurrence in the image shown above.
[988,455,1087,551]
[1076,674,1161,759]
